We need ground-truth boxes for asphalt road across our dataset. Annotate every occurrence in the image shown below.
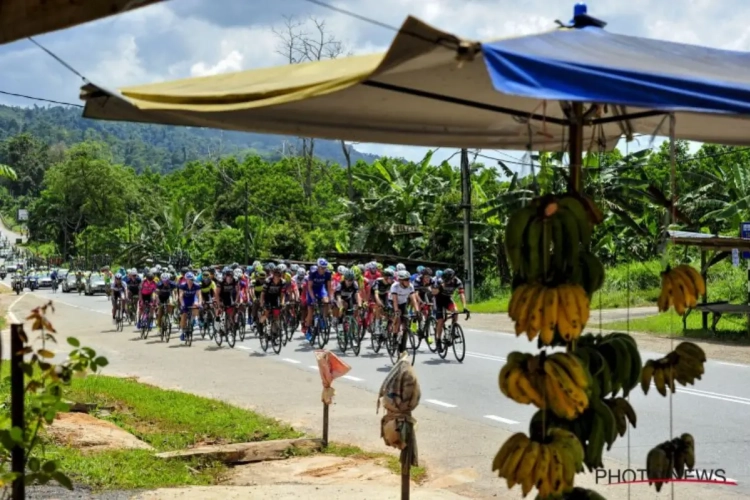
[7,283,749,495]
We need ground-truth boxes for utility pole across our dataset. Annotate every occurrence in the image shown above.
[460,148,474,303]
[243,179,249,265]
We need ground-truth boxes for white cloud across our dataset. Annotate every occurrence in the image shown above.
[0,0,746,162]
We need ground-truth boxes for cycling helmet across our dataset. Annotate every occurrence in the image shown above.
[357,264,365,273]
[168,265,175,272]
[114,273,122,280]
[386,266,395,273]
[233,269,243,279]
[310,265,318,273]
[255,263,263,272]
[423,267,433,276]
[376,262,383,271]
[383,269,395,278]
[181,267,189,275]
[278,264,287,273]
[344,270,355,281]
[290,264,299,273]
[272,267,283,276]
[257,270,267,279]
[161,273,171,281]
[397,270,410,280]
[352,266,362,277]
[185,272,195,280]
[436,270,443,278]
[146,272,154,279]
[150,267,157,274]
[365,262,375,271]
[317,258,329,268]
[231,262,239,269]
[417,265,424,274]
[155,264,162,271]
[201,266,209,273]
[130,268,138,275]
[337,265,345,274]
[296,268,306,277]
[443,268,455,280]
[396,263,406,271]
[265,262,276,271]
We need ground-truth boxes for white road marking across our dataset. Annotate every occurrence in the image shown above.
[342,375,364,382]
[425,399,457,408]
[309,365,319,371]
[236,346,253,351]
[30,292,108,315]
[7,291,27,323]
[717,361,747,368]
[484,415,519,425]
[466,351,506,362]
[282,358,301,364]
[652,383,750,405]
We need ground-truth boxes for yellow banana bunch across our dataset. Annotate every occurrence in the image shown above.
[492,428,583,497]
[641,342,706,396]
[499,351,591,419]
[646,433,696,491]
[657,264,706,315]
[508,283,590,345]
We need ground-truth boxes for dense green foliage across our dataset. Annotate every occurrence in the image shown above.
[3,105,750,300]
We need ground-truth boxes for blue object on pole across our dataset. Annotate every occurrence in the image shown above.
[573,3,587,17]
[741,222,750,258]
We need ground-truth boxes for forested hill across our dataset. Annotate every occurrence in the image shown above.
[0,104,379,172]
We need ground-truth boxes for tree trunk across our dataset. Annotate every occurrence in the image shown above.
[497,233,511,286]
[341,140,353,201]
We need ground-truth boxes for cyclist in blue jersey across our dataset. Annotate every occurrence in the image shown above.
[178,272,203,341]
[410,265,423,283]
[305,258,334,339]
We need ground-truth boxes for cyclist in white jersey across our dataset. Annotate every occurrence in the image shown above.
[390,270,419,337]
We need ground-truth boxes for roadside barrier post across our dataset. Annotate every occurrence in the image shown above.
[314,350,351,450]
[11,323,25,500]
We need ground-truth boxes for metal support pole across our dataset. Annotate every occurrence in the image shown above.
[701,250,708,331]
[322,403,329,448]
[568,102,585,193]
[400,422,413,500]
[11,323,25,500]
[244,180,249,266]
[460,148,473,303]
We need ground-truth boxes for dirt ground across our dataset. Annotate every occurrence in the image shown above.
[47,412,154,452]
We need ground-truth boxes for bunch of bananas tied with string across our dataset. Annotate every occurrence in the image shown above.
[505,194,605,345]
[492,428,584,497]
[658,264,706,315]
[647,434,695,492]
[575,332,643,398]
[641,342,706,396]
[499,351,592,419]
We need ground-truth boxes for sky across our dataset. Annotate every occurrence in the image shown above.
[0,0,742,165]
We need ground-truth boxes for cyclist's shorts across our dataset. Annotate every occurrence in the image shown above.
[157,293,171,304]
[397,302,408,315]
[435,299,456,318]
[265,295,282,310]
[299,292,308,306]
[309,286,328,302]
[140,293,153,303]
[181,299,198,313]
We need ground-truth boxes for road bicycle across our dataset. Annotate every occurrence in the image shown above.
[369,305,390,354]
[388,310,416,365]
[126,298,137,326]
[200,300,216,340]
[139,301,154,340]
[436,309,470,362]
[336,306,361,356]
[414,303,437,352]
[260,306,285,354]
[182,305,199,347]
[157,302,171,342]
[283,301,300,343]
[114,295,125,332]
[216,304,237,348]
[308,299,330,348]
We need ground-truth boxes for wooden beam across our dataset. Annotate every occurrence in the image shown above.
[155,438,322,464]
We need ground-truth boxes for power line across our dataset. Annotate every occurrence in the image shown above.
[0,90,82,108]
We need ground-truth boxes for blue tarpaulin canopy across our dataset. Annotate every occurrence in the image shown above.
[482,26,750,115]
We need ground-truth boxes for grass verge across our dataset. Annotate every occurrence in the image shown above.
[471,288,658,314]
[36,375,426,491]
[602,310,750,342]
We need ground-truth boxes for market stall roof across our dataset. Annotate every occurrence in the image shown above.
[0,0,163,45]
[326,251,453,269]
[667,230,750,251]
[81,14,750,151]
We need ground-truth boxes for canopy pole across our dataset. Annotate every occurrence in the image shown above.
[460,148,473,303]
[568,102,584,193]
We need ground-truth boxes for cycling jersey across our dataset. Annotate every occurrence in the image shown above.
[141,279,158,296]
[433,277,464,301]
[156,280,175,303]
[263,277,287,309]
[371,277,392,304]
[308,269,331,300]
[414,276,433,302]
[218,278,238,307]
[111,279,126,297]
[390,281,415,306]
[126,275,142,295]
[335,281,359,307]
[251,278,265,294]
[199,278,216,301]
[179,282,200,306]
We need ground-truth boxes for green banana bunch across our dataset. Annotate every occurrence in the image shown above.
[577,250,605,296]
[553,487,607,500]
[641,342,706,396]
[603,397,637,437]
[574,332,642,398]
[505,194,599,283]
[646,433,696,491]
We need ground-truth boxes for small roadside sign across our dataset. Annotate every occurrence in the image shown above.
[17,209,27,221]
[733,248,740,267]
[741,222,750,258]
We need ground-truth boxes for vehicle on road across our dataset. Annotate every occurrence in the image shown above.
[6,262,16,273]
[38,272,53,288]
[25,272,38,291]
[62,273,78,293]
[11,274,23,294]
[85,273,106,295]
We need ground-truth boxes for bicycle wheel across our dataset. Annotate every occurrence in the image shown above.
[413,316,423,350]
[388,332,400,364]
[238,310,247,342]
[437,330,448,359]
[347,317,360,356]
[407,329,417,366]
[424,316,437,353]
[200,311,208,339]
[207,310,217,340]
[227,318,237,348]
[451,323,466,362]
[259,321,270,351]
[166,315,172,342]
[214,316,224,347]
[370,319,382,353]
[185,324,193,347]
[140,313,149,340]
[336,318,347,353]
[272,320,283,354]
[318,318,329,348]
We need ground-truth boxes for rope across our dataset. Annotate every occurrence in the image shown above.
[624,138,632,500]
[668,113,677,500]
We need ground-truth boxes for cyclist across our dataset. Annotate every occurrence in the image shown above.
[431,268,468,347]
[50,268,58,292]
[217,268,240,336]
[125,269,141,320]
[391,270,419,341]
[411,265,424,283]
[335,270,362,317]
[178,272,202,341]
[110,273,126,322]
[260,267,287,328]
[305,258,334,341]
[294,267,308,334]
[139,271,158,328]
[155,272,176,327]
[199,270,217,326]
[372,268,395,328]
[249,270,266,325]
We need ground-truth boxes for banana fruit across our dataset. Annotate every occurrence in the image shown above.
[509,283,590,344]
[657,264,706,315]
[493,428,583,497]
[646,433,696,491]
[560,487,607,500]
[641,342,706,396]
[505,194,603,283]
[575,332,642,398]
[499,352,591,419]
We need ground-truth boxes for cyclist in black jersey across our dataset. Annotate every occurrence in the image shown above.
[334,270,361,317]
[431,268,468,345]
[155,273,176,326]
[260,268,287,325]
[110,273,126,321]
[372,269,395,319]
